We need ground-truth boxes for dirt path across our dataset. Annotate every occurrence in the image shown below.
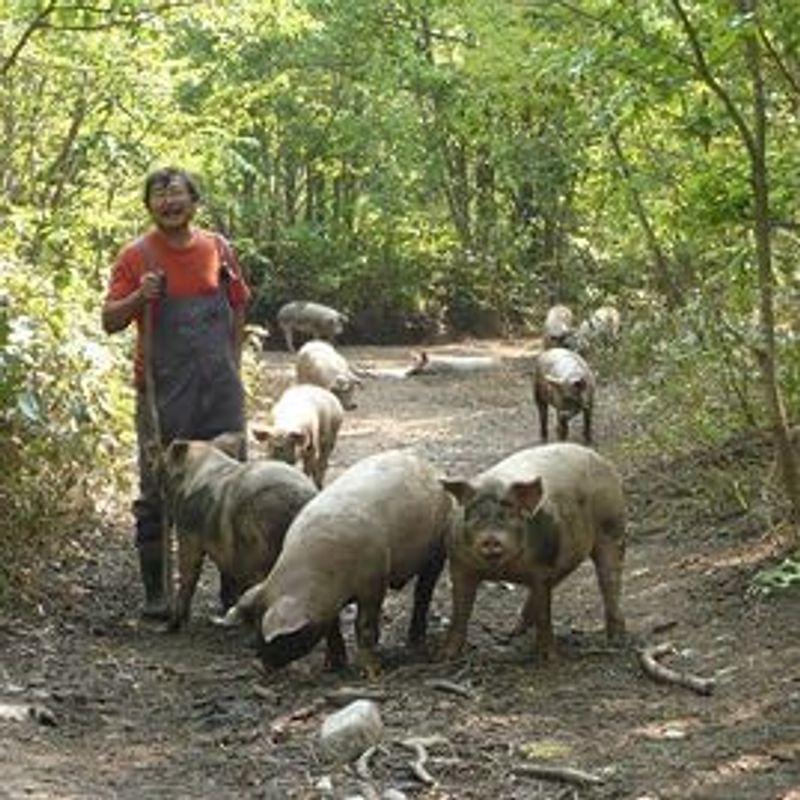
[1,341,798,799]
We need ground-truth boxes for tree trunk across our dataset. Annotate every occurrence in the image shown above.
[740,0,800,528]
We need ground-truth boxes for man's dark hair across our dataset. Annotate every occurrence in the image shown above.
[143,167,201,206]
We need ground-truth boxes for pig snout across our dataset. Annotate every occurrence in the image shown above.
[474,529,514,564]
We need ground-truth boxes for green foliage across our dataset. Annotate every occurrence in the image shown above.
[0,257,132,602]
[748,555,800,597]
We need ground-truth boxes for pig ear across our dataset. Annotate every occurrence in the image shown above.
[261,596,311,644]
[288,430,310,450]
[250,424,273,443]
[441,479,476,506]
[211,431,245,459]
[167,439,190,463]
[507,477,544,512]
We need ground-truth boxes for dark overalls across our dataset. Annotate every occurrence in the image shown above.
[133,239,245,607]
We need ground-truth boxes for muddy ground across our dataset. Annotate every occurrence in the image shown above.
[1,340,798,799]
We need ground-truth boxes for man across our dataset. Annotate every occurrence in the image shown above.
[102,167,249,619]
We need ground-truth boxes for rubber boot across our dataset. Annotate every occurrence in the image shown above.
[138,540,170,621]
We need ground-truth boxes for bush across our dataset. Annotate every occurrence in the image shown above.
[0,257,132,603]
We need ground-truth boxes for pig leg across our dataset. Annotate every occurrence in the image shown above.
[323,617,347,670]
[281,324,295,352]
[408,546,446,649]
[514,580,555,660]
[441,564,480,660]
[354,591,385,680]
[534,392,549,442]
[556,412,570,442]
[591,534,626,642]
[169,537,205,631]
[582,406,593,445]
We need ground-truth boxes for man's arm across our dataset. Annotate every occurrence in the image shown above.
[102,272,162,334]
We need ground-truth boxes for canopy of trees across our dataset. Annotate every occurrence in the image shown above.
[1,0,798,587]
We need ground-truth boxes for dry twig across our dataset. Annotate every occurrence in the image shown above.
[425,678,474,698]
[399,735,449,786]
[354,744,381,781]
[638,642,715,696]
[513,763,605,786]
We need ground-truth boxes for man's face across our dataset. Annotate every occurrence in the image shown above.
[147,176,196,231]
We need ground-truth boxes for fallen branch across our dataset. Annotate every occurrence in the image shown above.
[513,763,605,786]
[354,744,381,781]
[269,699,326,741]
[638,642,715,696]
[399,735,449,786]
[0,702,57,726]
[425,678,474,698]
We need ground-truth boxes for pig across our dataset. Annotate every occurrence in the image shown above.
[250,384,343,488]
[161,437,318,630]
[405,350,502,376]
[296,339,362,410]
[543,304,575,349]
[577,306,621,349]
[532,347,595,444]
[221,450,453,677]
[276,300,348,352]
[441,442,626,661]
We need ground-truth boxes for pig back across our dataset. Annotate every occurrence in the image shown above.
[535,348,594,389]
[278,450,452,586]
[296,341,348,384]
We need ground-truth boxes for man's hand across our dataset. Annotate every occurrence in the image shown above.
[102,271,164,334]
[139,271,165,301]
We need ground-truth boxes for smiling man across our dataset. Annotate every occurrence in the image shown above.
[102,167,250,620]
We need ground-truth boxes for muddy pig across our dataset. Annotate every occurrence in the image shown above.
[296,339,362,410]
[532,347,595,444]
[161,438,318,629]
[543,304,575,349]
[221,449,453,677]
[251,384,343,488]
[441,442,626,661]
[405,350,502,376]
[276,300,348,352]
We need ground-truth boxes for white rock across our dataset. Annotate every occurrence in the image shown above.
[382,790,409,800]
[318,699,384,763]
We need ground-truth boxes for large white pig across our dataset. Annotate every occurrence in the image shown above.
[404,350,502,376]
[251,384,343,488]
[441,443,626,662]
[222,450,454,677]
[296,340,362,410]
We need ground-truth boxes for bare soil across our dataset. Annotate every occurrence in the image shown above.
[1,340,798,800]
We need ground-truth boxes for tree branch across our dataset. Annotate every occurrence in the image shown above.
[0,1,58,77]
[668,0,757,161]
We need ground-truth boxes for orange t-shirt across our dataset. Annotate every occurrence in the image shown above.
[105,228,250,385]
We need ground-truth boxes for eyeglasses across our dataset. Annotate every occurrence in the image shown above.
[150,187,191,202]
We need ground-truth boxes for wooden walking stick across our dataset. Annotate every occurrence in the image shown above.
[141,288,173,613]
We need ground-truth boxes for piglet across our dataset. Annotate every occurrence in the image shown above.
[296,340,362,410]
[252,384,343,488]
